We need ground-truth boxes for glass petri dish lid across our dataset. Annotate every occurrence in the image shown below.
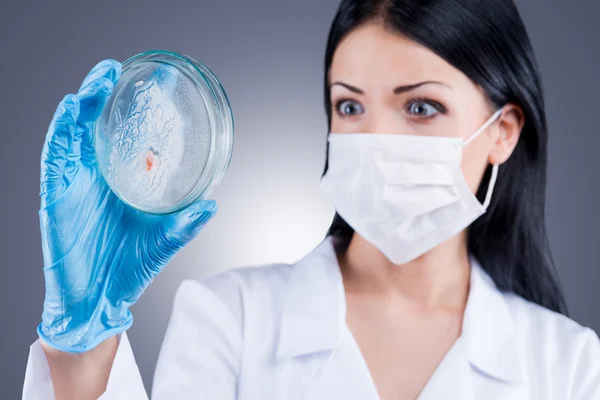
[94,50,234,214]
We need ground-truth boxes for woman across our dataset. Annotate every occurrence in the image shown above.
[23,0,600,399]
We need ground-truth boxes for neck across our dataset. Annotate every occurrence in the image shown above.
[338,232,471,311]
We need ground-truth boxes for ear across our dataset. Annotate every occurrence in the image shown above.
[489,104,524,165]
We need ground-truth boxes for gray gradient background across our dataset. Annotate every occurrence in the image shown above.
[0,0,598,397]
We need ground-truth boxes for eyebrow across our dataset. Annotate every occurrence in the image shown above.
[329,80,451,94]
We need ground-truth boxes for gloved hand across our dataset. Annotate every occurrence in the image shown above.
[38,59,217,353]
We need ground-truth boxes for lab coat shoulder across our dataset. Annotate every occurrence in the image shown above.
[502,292,600,398]
[151,262,294,399]
[197,262,295,322]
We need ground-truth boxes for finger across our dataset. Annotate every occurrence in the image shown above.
[64,78,115,178]
[77,77,115,126]
[74,78,116,165]
[76,61,120,164]
[40,94,80,206]
[75,59,121,132]
[78,59,121,93]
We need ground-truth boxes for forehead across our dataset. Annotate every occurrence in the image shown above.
[329,22,467,88]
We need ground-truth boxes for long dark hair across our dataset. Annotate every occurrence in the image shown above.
[323,0,568,315]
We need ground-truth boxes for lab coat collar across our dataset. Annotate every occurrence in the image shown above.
[276,236,523,383]
[462,256,524,383]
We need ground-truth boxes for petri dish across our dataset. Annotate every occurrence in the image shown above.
[94,50,234,214]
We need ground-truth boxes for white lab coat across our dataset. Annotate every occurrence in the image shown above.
[23,237,600,399]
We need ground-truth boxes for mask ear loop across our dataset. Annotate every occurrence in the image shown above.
[462,107,505,210]
[482,164,499,209]
[463,108,505,147]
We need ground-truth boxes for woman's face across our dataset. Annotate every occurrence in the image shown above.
[328,22,523,193]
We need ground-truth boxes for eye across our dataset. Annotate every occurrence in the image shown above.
[335,99,364,117]
[406,99,445,118]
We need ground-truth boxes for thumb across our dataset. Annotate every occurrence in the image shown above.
[143,200,217,275]
[165,199,218,247]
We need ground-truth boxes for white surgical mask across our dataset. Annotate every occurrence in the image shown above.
[320,108,504,264]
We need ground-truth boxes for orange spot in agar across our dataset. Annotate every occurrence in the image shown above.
[145,152,154,171]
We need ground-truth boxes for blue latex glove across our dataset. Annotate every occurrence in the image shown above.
[38,59,217,353]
